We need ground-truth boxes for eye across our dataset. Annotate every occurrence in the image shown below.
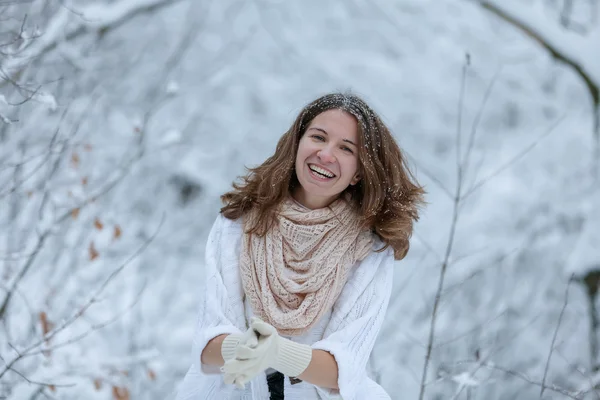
[311,134,325,141]
[341,146,354,154]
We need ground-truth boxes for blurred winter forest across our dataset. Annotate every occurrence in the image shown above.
[0,0,598,399]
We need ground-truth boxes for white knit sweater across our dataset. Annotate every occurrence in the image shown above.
[174,214,394,400]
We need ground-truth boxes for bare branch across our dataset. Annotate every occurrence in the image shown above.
[250,0,343,87]
[0,110,63,199]
[540,274,575,398]
[462,114,566,200]
[4,366,76,389]
[0,224,49,319]
[458,361,589,399]
[479,0,599,91]
[461,65,502,174]
[24,279,147,358]
[0,0,186,87]
[0,214,163,380]
[404,151,454,200]
[0,281,36,329]
[478,0,600,174]
[455,54,469,180]
[418,54,470,400]
[555,347,600,400]
[449,313,543,399]
[433,308,508,348]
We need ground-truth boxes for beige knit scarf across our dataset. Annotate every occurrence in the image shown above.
[240,195,373,336]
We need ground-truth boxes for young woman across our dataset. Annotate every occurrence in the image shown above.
[175,93,425,400]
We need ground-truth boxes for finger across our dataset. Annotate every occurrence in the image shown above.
[235,344,260,360]
[235,373,251,388]
[223,373,236,385]
[240,327,259,348]
[251,320,276,336]
[246,332,259,348]
[224,371,248,387]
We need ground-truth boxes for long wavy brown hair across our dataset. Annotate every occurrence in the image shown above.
[221,92,425,260]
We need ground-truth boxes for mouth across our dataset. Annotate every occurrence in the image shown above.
[307,163,336,180]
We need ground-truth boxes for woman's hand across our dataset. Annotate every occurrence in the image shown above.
[222,317,312,388]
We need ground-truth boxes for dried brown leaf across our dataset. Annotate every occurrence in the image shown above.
[147,368,156,381]
[111,386,130,400]
[89,241,99,261]
[39,311,50,335]
[71,152,80,168]
[114,225,122,239]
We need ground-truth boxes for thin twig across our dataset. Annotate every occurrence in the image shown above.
[434,308,508,348]
[461,65,502,173]
[450,312,543,399]
[0,90,144,318]
[5,366,76,389]
[540,274,574,398]
[484,363,585,400]
[0,107,66,199]
[0,215,163,379]
[418,54,470,400]
[24,279,148,358]
[0,0,187,88]
[462,114,566,200]
[453,358,590,399]
[555,347,600,400]
[479,0,599,106]
[479,0,599,177]
[404,151,454,200]
[456,54,468,173]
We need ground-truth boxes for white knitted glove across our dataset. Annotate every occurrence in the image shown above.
[221,327,259,362]
[222,317,313,387]
[220,326,259,388]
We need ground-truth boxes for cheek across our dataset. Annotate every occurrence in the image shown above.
[296,140,315,160]
[343,158,359,177]
[295,148,307,164]
[295,141,306,160]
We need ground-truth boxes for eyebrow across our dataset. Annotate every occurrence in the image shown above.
[308,127,357,146]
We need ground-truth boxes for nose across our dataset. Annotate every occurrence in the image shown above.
[317,147,336,164]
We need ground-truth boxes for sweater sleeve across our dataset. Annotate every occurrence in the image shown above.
[191,214,245,375]
[310,246,395,399]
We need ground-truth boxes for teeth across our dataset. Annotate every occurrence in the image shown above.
[309,164,334,178]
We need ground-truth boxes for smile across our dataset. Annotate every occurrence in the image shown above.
[308,164,335,179]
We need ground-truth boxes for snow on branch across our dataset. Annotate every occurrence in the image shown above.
[479,0,600,175]
[0,0,182,78]
[76,0,182,29]
[479,0,599,102]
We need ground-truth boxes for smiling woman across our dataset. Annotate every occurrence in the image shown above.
[175,93,426,400]
[294,109,361,209]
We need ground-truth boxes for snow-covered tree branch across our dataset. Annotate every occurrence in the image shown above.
[0,0,183,82]
[478,0,600,171]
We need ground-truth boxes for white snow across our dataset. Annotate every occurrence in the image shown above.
[0,0,598,399]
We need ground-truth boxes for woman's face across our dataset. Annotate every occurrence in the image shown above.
[293,109,361,209]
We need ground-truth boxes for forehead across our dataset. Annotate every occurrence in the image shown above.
[308,109,359,138]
